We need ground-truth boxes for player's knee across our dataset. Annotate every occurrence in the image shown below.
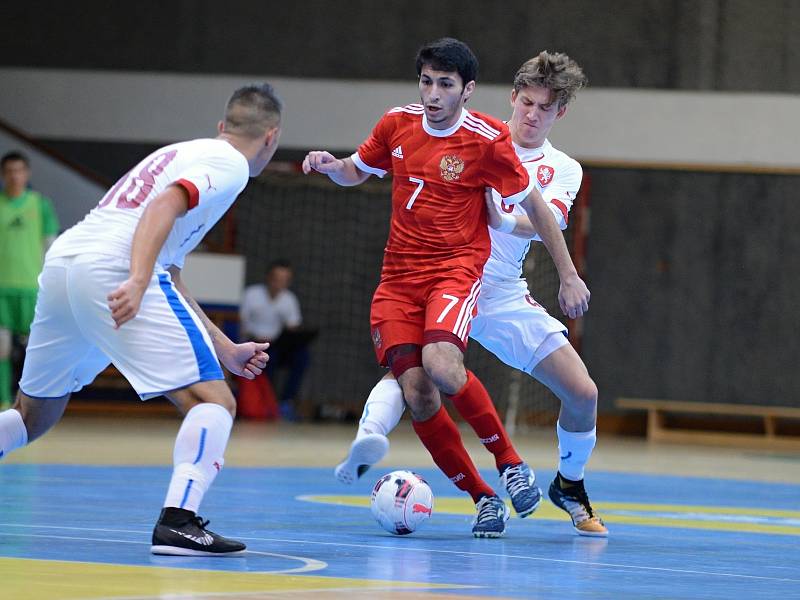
[399,376,439,421]
[420,339,467,394]
[564,377,598,414]
[0,328,11,359]
[176,381,237,418]
[204,388,237,418]
[422,354,466,395]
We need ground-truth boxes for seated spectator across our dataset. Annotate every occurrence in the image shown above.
[240,260,315,420]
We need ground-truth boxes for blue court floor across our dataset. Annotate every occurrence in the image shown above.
[1,464,799,599]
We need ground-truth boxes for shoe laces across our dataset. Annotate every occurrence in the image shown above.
[560,479,596,518]
[190,515,211,530]
[475,496,503,524]
[503,464,532,497]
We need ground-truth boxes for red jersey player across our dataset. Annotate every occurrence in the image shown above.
[303,38,589,537]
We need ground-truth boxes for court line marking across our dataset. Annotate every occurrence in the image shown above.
[0,533,326,574]
[300,494,800,535]
[93,584,469,600]
[1,525,798,584]
[235,535,800,584]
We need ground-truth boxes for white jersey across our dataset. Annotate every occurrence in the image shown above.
[48,138,249,269]
[482,139,582,282]
[240,284,302,341]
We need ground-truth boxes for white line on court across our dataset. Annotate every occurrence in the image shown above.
[0,532,327,574]
[1,525,798,584]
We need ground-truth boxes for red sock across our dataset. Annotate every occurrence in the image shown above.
[450,371,521,470]
[412,405,495,502]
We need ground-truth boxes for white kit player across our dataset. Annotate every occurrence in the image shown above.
[336,52,608,537]
[0,84,282,555]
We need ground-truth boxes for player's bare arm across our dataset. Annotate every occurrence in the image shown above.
[107,185,189,328]
[484,189,537,238]
[169,266,269,380]
[302,152,370,186]
[520,187,590,319]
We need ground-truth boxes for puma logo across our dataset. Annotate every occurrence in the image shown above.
[412,503,432,515]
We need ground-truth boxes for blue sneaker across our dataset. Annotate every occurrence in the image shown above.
[500,462,541,518]
[472,495,510,538]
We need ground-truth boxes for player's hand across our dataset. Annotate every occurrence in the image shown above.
[107,278,148,328]
[302,151,344,175]
[220,341,270,379]
[558,273,590,319]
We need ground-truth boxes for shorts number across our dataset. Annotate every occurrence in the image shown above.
[406,177,425,209]
[436,294,460,323]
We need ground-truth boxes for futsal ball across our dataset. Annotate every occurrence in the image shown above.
[370,470,434,535]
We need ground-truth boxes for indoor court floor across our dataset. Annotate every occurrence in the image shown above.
[1,414,799,599]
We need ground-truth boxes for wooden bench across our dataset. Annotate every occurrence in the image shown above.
[615,397,800,449]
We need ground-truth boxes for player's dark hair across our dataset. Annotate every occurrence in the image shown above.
[1,151,30,169]
[415,38,478,86]
[267,258,292,273]
[224,83,283,139]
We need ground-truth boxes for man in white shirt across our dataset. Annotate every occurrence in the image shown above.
[0,83,283,555]
[336,52,607,537]
[240,259,309,419]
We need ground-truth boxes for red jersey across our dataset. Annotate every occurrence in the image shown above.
[352,105,534,281]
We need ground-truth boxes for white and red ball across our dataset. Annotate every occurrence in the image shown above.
[370,470,434,535]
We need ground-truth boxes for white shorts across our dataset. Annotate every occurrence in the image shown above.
[19,254,224,400]
[470,278,568,374]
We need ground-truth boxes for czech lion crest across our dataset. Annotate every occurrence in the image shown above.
[439,155,464,182]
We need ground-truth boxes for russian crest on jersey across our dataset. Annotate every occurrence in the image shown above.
[439,154,464,182]
[370,470,434,535]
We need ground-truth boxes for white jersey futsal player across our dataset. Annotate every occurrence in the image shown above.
[0,84,282,555]
[336,52,607,537]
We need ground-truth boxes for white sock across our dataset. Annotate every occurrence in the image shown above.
[556,421,596,481]
[355,378,405,440]
[0,409,28,459]
[163,403,233,513]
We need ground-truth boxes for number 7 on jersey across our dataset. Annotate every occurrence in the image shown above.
[406,177,425,209]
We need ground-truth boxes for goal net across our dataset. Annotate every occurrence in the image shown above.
[226,169,589,426]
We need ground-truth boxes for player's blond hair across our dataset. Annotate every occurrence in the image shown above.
[513,51,587,108]
[224,83,282,139]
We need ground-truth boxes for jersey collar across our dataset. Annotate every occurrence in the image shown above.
[513,138,551,162]
[422,108,467,137]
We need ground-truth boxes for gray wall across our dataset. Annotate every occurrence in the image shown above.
[583,168,799,408]
[4,0,800,91]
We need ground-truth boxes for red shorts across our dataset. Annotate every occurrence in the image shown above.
[370,271,482,366]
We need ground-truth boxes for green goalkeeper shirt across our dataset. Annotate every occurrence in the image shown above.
[0,189,60,291]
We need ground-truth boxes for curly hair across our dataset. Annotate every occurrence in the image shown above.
[513,51,587,108]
